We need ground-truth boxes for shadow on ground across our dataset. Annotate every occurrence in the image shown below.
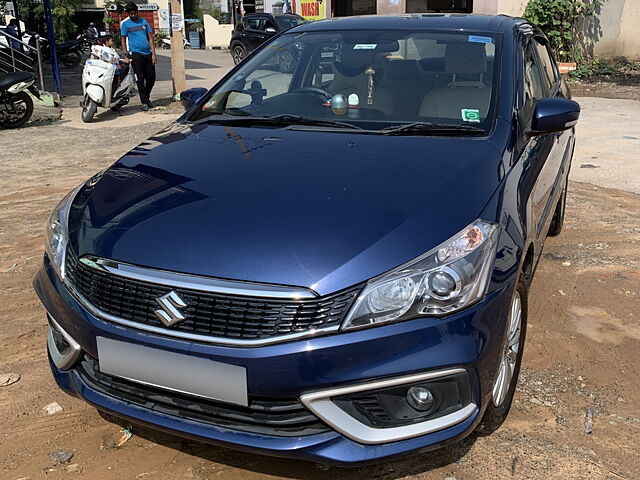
[99,411,476,479]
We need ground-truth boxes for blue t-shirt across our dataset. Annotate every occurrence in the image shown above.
[121,17,152,55]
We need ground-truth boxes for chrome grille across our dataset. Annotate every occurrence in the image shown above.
[65,250,359,342]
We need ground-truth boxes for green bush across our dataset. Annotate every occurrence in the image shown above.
[154,31,168,48]
[568,58,613,78]
[523,0,602,62]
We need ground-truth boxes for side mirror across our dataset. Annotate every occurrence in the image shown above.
[265,27,277,33]
[180,87,208,111]
[529,98,580,136]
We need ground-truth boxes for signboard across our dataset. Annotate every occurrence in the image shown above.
[293,0,326,20]
[108,3,158,10]
[159,8,170,30]
[160,10,184,31]
[171,14,183,31]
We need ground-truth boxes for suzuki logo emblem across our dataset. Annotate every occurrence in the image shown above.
[154,291,188,327]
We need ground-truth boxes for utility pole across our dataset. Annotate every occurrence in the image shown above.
[169,0,186,95]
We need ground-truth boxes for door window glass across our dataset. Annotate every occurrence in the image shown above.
[532,39,557,91]
[244,18,265,31]
[525,44,545,103]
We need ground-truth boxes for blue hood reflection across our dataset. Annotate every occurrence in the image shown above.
[69,123,503,296]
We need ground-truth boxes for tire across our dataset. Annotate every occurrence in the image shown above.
[278,50,295,73]
[81,97,97,123]
[231,43,246,65]
[62,51,81,68]
[547,178,567,237]
[0,91,34,129]
[477,278,528,435]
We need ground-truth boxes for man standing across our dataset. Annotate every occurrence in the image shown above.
[120,2,157,111]
[5,19,30,70]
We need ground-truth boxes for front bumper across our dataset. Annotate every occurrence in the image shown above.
[35,255,515,465]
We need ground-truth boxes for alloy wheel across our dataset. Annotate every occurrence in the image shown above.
[232,46,245,64]
[492,290,522,406]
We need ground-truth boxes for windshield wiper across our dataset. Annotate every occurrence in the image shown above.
[380,122,485,136]
[263,114,364,130]
[196,113,363,130]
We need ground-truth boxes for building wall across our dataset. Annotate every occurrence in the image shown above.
[589,0,640,60]
[475,0,640,60]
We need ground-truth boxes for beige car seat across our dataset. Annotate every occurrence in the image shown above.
[419,44,492,121]
[330,48,371,102]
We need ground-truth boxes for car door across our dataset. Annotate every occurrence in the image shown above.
[516,35,569,255]
[243,17,267,53]
[530,37,573,240]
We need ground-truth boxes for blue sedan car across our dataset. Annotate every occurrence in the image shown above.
[35,14,579,465]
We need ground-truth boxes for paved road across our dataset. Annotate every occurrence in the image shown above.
[42,48,235,100]
[571,97,640,194]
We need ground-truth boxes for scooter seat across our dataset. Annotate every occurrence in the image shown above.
[0,71,35,91]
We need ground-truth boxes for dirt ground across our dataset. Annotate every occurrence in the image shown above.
[1,96,639,480]
[568,64,640,102]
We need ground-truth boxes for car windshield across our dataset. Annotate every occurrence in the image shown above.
[274,16,306,30]
[192,29,500,134]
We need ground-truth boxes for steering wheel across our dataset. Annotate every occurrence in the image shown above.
[292,87,332,101]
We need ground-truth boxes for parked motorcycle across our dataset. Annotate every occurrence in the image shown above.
[161,36,191,49]
[81,47,136,123]
[76,33,97,53]
[0,71,40,128]
[38,37,85,68]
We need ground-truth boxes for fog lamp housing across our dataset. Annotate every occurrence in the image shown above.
[332,371,472,429]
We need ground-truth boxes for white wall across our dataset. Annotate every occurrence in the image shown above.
[204,14,233,48]
[475,0,640,60]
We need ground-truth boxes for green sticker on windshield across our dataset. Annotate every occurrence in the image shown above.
[461,109,480,122]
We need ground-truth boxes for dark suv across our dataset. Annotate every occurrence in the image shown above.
[229,13,306,70]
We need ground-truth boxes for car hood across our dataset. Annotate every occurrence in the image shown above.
[70,123,504,296]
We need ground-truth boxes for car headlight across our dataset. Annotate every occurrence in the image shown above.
[44,185,83,279]
[342,220,500,330]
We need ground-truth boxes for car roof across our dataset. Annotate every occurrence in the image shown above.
[292,14,522,34]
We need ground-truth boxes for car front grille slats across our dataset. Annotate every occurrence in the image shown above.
[65,250,359,341]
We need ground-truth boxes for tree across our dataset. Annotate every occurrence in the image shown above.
[18,0,85,42]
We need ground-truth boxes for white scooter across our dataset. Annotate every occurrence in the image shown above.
[81,46,136,123]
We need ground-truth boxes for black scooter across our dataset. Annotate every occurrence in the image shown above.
[0,71,41,128]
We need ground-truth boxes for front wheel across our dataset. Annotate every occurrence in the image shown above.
[0,91,34,129]
[231,43,246,65]
[477,279,528,435]
[81,97,97,123]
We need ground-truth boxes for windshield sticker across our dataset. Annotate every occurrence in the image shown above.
[461,109,481,122]
[353,44,377,50]
[468,35,493,44]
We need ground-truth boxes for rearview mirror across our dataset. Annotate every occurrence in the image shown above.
[529,98,580,136]
[180,87,208,111]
